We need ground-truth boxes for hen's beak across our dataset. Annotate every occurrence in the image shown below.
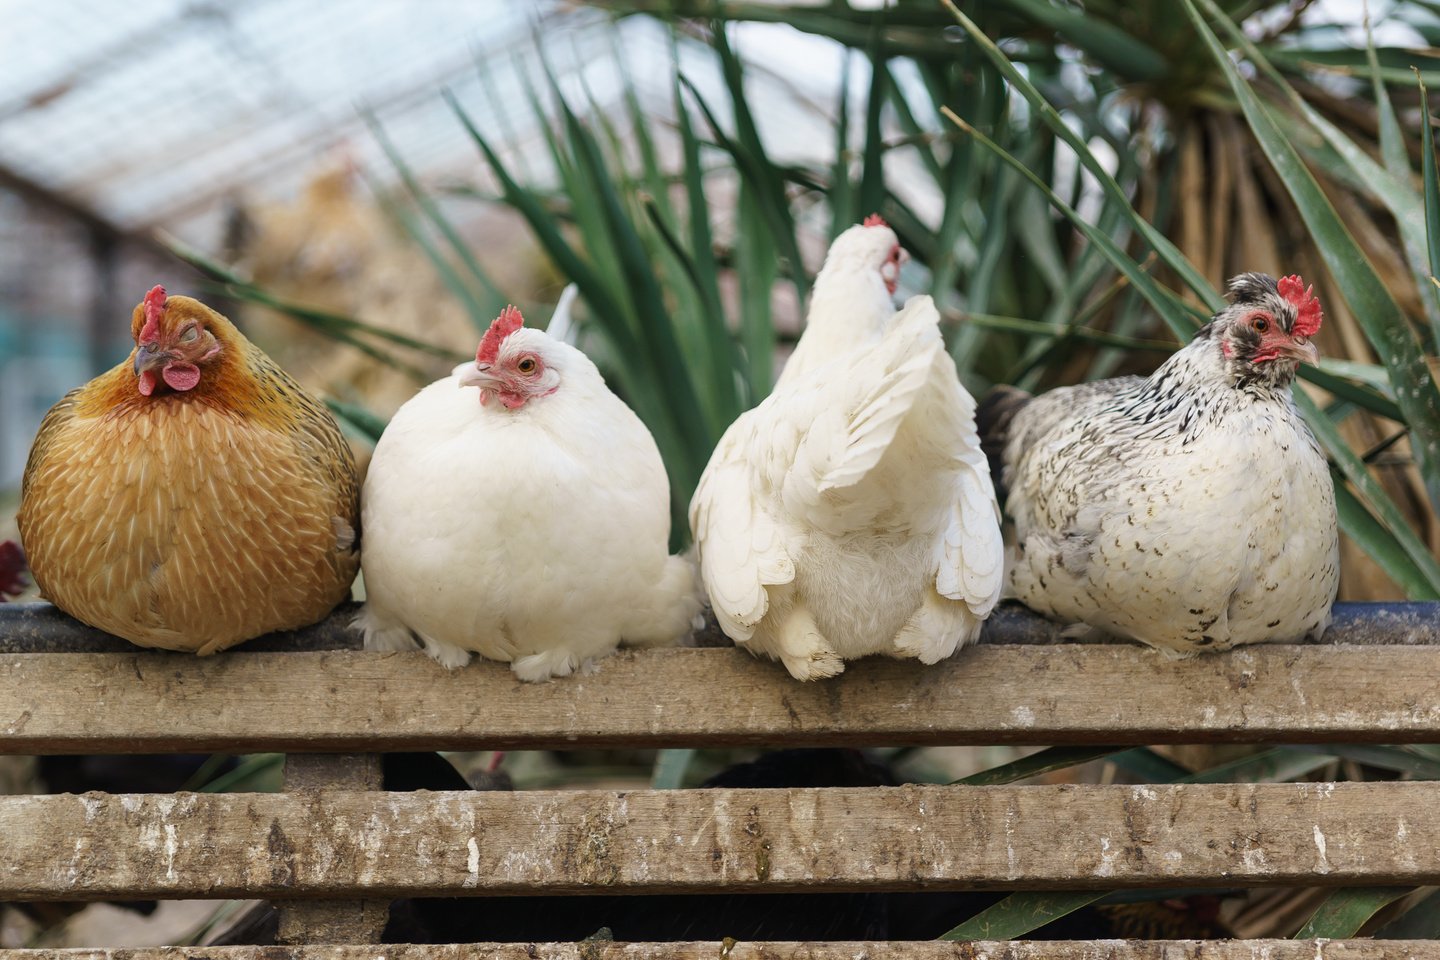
[134,343,173,376]
[458,363,501,389]
[1284,338,1320,366]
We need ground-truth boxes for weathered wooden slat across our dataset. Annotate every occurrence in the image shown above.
[275,754,386,945]
[0,601,1434,654]
[1,782,1436,899]
[3,642,1440,753]
[1,943,1437,960]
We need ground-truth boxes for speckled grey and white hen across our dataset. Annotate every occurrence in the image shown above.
[978,272,1338,657]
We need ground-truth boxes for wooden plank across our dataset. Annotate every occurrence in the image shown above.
[3,643,1440,753]
[0,943,1437,960]
[275,754,386,945]
[0,600,1434,654]
[1,782,1437,899]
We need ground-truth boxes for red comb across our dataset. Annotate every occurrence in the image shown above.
[477,305,524,364]
[1277,275,1322,338]
[862,214,888,228]
[139,285,166,342]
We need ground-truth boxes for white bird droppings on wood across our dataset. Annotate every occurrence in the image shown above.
[1313,825,1331,874]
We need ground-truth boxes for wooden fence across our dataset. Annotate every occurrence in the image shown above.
[0,600,1437,957]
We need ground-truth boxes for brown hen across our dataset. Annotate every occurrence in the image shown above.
[17,286,359,653]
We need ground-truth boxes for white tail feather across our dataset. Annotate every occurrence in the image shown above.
[545,283,581,346]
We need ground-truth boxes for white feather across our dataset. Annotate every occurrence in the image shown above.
[690,222,1004,680]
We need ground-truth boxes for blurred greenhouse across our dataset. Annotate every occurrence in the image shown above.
[3,0,1440,947]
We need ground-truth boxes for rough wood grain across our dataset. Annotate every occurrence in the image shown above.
[0,942,1436,959]
[282,754,382,792]
[275,754,385,945]
[1,783,1436,899]
[0,600,1434,653]
[3,642,1440,753]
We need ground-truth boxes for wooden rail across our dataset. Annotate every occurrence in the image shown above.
[275,754,387,944]
[0,782,1435,899]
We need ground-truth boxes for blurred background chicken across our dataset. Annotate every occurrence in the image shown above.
[18,288,360,653]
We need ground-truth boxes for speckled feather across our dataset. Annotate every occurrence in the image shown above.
[18,295,359,653]
[690,288,1004,681]
[995,274,1338,656]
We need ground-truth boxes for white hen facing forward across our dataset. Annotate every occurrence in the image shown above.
[356,305,699,680]
[690,219,1004,680]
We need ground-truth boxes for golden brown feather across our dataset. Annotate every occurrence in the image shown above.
[18,291,359,653]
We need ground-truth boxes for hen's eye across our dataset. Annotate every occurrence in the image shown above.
[517,357,537,374]
[178,326,199,344]
[1251,315,1269,333]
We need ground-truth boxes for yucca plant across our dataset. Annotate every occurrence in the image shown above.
[173,0,1440,939]
[550,0,1440,599]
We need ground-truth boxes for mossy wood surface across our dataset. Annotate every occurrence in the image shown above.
[0,943,1435,959]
